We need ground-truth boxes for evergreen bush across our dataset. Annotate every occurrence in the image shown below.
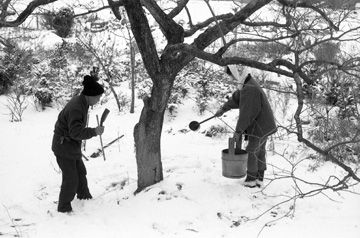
[0,71,12,94]
[42,8,75,38]
[34,89,53,110]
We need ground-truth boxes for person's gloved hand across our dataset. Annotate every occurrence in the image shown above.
[233,132,243,149]
[233,131,241,141]
[214,108,225,117]
[95,126,104,135]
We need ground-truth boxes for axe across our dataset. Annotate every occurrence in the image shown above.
[100,108,110,126]
[96,108,110,161]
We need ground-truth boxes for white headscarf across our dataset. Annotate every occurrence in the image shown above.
[228,65,246,90]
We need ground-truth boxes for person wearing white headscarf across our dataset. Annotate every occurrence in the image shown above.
[215,66,277,188]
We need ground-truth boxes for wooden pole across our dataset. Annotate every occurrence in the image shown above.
[96,115,106,161]
[83,112,89,151]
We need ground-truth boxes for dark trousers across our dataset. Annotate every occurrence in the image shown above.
[56,156,90,212]
[245,135,268,174]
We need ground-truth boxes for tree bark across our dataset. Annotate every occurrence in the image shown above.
[124,0,168,192]
[107,81,122,112]
[133,73,173,193]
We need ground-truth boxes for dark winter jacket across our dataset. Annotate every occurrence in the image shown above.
[221,76,277,138]
[52,94,97,159]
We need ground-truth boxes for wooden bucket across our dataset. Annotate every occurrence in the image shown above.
[222,137,248,178]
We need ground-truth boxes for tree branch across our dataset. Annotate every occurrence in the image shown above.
[123,0,160,78]
[0,0,12,20]
[184,5,193,27]
[292,73,360,182]
[168,0,189,19]
[242,7,291,28]
[325,131,360,154]
[277,0,339,31]
[0,0,58,27]
[108,0,124,20]
[73,6,112,18]
[0,36,14,48]
[184,13,233,37]
[192,0,274,50]
[169,0,275,74]
[216,33,297,56]
[142,0,184,44]
[166,43,294,78]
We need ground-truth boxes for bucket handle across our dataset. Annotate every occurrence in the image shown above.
[228,136,242,155]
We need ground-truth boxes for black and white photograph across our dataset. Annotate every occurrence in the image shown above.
[1,0,359,237]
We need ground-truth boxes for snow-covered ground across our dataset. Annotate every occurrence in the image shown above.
[0,93,359,238]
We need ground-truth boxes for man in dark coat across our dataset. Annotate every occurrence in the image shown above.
[215,66,277,188]
[52,75,105,213]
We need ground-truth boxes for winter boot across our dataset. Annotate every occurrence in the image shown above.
[77,192,93,200]
[243,172,257,188]
[256,170,265,188]
[58,202,72,213]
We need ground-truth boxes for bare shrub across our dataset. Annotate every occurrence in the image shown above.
[205,125,231,137]
[6,90,28,122]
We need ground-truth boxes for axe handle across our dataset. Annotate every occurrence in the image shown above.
[83,113,89,151]
[96,115,106,161]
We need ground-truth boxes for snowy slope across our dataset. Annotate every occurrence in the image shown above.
[0,94,359,238]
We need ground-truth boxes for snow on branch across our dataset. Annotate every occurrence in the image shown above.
[167,0,190,19]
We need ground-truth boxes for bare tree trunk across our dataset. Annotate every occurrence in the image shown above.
[107,81,122,111]
[130,42,136,113]
[77,37,123,112]
[133,74,173,193]
[133,104,163,192]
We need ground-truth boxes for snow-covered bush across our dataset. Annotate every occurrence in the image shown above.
[182,60,235,115]
[136,77,152,100]
[167,76,190,117]
[0,43,34,95]
[28,40,94,108]
[205,125,230,137]
[308,107,360,164]
[167,104,178,118]
[34,90,53,109]
[0,71,12,95]
[42,7,75,38]
[33,78,53,110]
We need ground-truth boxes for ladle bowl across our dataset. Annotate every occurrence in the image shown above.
[189,121,200,131]
[188,115,216,131]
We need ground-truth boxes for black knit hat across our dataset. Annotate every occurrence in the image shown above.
[81,75,104,96]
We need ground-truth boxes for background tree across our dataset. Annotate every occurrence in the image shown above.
[76,31,125,113]
[108,11,140,114]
